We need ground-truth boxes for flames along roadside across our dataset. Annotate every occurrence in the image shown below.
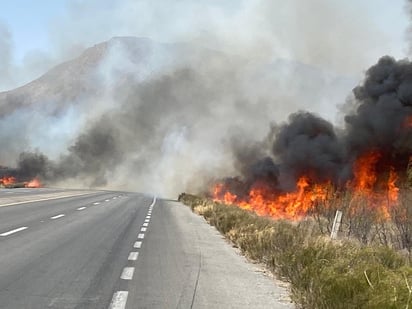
[0,175,42,188]
[212,150,411,222]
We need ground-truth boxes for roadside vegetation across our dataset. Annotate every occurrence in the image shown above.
[178,192,412,309]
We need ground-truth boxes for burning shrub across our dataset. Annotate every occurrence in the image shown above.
[210,57,412,238]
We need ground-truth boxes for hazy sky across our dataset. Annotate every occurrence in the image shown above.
[0,1,66,63]
[0,1,408,61]
[0,0,410,88]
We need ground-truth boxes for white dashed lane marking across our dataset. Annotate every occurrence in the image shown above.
[128,252,139,261]
[93,202,100,205]
[50,214,65,220]
[77,207,86,211]
[108,196,155,309]
[108,291,128,309]
[0,226,28,237]
[120,267,135,280]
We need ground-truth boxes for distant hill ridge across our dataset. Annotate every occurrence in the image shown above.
[0,37,171,116]
[0,36,355,120]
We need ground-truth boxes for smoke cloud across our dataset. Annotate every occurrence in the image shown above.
[0,1,409,197]
[228,56,412,197]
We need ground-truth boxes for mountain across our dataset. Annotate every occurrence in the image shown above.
[0,36,358,195]
[0,37,215,116]
[0,39,105,116]
[0,36,355,119]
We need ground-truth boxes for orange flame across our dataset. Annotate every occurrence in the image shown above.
[213,176,329,220]
[212,150,400,221]
[213,183,237,204]
[347,151,399,219]
[349,151,380,192]
[387,167,399,203]
[0,176,16,186]
[0,176,42,188]
[25,178,42,188]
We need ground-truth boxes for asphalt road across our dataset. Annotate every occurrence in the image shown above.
[0,189,293,309]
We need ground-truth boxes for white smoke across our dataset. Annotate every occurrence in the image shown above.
[0,0,409,197]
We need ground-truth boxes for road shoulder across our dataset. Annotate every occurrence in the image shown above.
[165,200,294,308]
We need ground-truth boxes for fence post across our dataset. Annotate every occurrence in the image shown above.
[330,210,342,239]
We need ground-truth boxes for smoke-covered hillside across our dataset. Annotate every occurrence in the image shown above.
[0,36,356,196]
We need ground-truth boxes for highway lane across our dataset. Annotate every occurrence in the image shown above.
[0,188,99,208]
[0,190,120,233]
[0,190,152,309]
[0,188,90,199]
[0,189,293,309]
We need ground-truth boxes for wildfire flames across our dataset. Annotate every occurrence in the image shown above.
[209,56,412,222]
[212,150,404,220]
[0,176,42,188]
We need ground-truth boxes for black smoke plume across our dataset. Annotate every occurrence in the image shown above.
[2,50,412,196]
[226,56,412,195]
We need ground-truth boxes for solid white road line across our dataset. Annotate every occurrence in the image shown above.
[128,252,139,261]
[50,214,65,220]
[108,291,128,309]
[141,227,147,232]
[142,222,148,227]
[134,241,142,248]
[149,196,157,207]
[77,207,86,211]
[120,267,135,280]
[138,233,145,239]
[0,192,95,208]
[0,226,28,237]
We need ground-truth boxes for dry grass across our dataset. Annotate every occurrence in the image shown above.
[179,193,412,309]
